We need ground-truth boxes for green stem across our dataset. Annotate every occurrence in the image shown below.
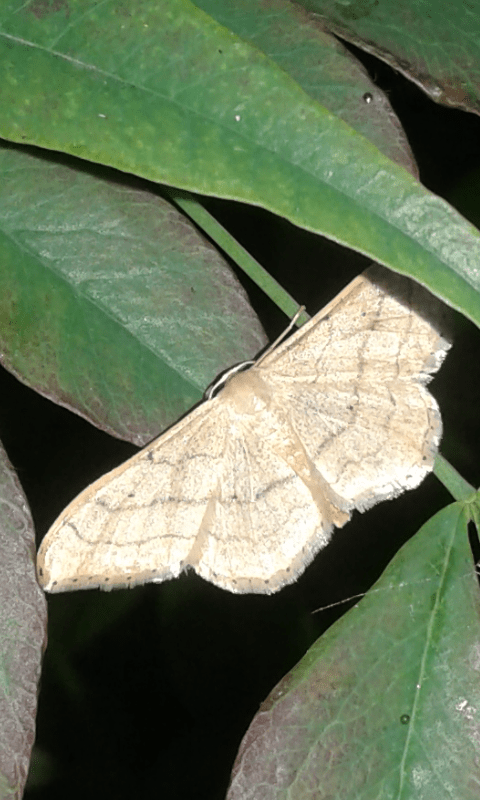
[434,453,476,502]
[168,189,310,325]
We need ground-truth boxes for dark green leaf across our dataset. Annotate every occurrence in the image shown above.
[228,504,480,799]
[0,1,479,326]
[0,145,266,444]
[0,441,46,797]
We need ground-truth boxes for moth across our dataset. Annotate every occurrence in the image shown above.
[37,266,450,594]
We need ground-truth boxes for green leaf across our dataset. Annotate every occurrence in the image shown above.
[227,503,480,800]
[434,454,476,502]
[0,1,479,327]
[193,0,418,174]
[302,0,480,113]
[0,144,266,444]
[0,441,47,798]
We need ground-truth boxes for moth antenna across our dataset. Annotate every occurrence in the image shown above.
[255,305,306,367]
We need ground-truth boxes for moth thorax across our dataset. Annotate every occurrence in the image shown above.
[220,368,272,416]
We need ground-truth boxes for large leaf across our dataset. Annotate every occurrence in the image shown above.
[302,0,480,114]
[0,0,479,326]
[227,502,480,799]
[0,442,46,799]
[195,0,418,175]
[0,144,266,444]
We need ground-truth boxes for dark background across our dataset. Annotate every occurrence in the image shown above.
[1,43,479,800]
